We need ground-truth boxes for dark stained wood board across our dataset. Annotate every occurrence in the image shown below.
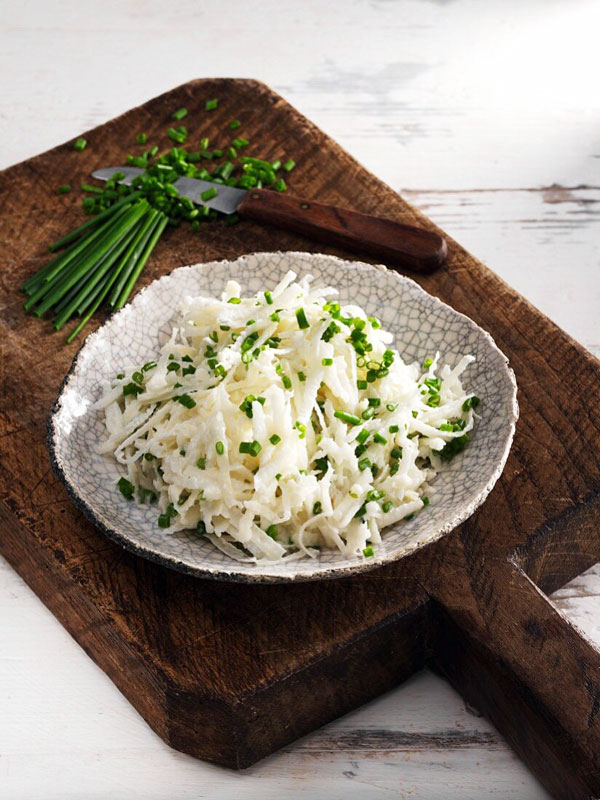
[1,79,599,799]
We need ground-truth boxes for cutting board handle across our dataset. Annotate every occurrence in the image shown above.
[432,558,600,797]
[238,189,447,273]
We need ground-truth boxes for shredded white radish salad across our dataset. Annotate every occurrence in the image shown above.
[97,271,479,562]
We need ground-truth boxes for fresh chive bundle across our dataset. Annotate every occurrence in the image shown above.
[22,98,298,341]
[21,193,168,342]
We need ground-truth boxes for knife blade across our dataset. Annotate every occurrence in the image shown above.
[91,166,447,273]
[92,167,245,215]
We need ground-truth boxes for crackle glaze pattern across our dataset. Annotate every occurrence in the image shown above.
[48,252,518,582]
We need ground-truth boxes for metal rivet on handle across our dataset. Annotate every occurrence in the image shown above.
[300,202,310,210]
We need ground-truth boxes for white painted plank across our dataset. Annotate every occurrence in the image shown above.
[404,186,600,347]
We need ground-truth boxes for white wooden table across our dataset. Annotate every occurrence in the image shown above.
[1,1,599,797]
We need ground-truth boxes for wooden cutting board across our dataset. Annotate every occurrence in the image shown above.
[1,79,599,800]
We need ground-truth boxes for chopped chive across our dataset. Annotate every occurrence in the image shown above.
[117,476,135,500]
[356,428,370,445]
[196,457,206,469]
[239,440,262,456]
[269,434,281,445]
[138,487,157,504]
[295,307,309,328]
[136,133,147,145]
[227,296,241,304]
[265,524,278,540]
[334,410,361,426]
[422,357,433,370]
[389,424,399,433]
[201,187,218,201]
[174,393,196,409]
[297,371,306,382]
[57,184,71,194]
[274,178,287,192]
[314,456,329,476]
[172,107,188,121]
[283,159,296,172]
[322,321,340,343]
[123,382,143,397]
[462,396,481,411]
[167,127,187,143]
[440,433,470,461]
[363,546,374,557]
[391,447,403,459]
[322,357,333,366]
[205,98,219,110]
[264,290,273,304]
[357,380,368,390]
[382,501,393,513]
[157,514,171,528]
[270,311,280,322]
[373,432,387,445]
[276,473,282,481]
[74,137,87,151]
[295,421,306,439]
[282,374,292,389]
[229,119,241,129]
[422,496,430,506]
[386,403,398,412]
[361,407,375,420]
[368,398,381,407]
[215,441,225,455]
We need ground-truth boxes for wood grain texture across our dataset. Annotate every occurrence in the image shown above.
[1,78,599,800]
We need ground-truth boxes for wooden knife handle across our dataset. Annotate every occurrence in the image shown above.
[237,189,447,273]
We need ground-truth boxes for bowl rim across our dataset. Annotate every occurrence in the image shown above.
[47,251,519,583]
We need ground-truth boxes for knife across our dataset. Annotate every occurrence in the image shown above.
[92,167,447,273]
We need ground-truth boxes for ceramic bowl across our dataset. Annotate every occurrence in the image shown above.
[48,252,518,582]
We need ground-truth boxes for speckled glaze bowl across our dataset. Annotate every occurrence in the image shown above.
[48,252,518,583]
